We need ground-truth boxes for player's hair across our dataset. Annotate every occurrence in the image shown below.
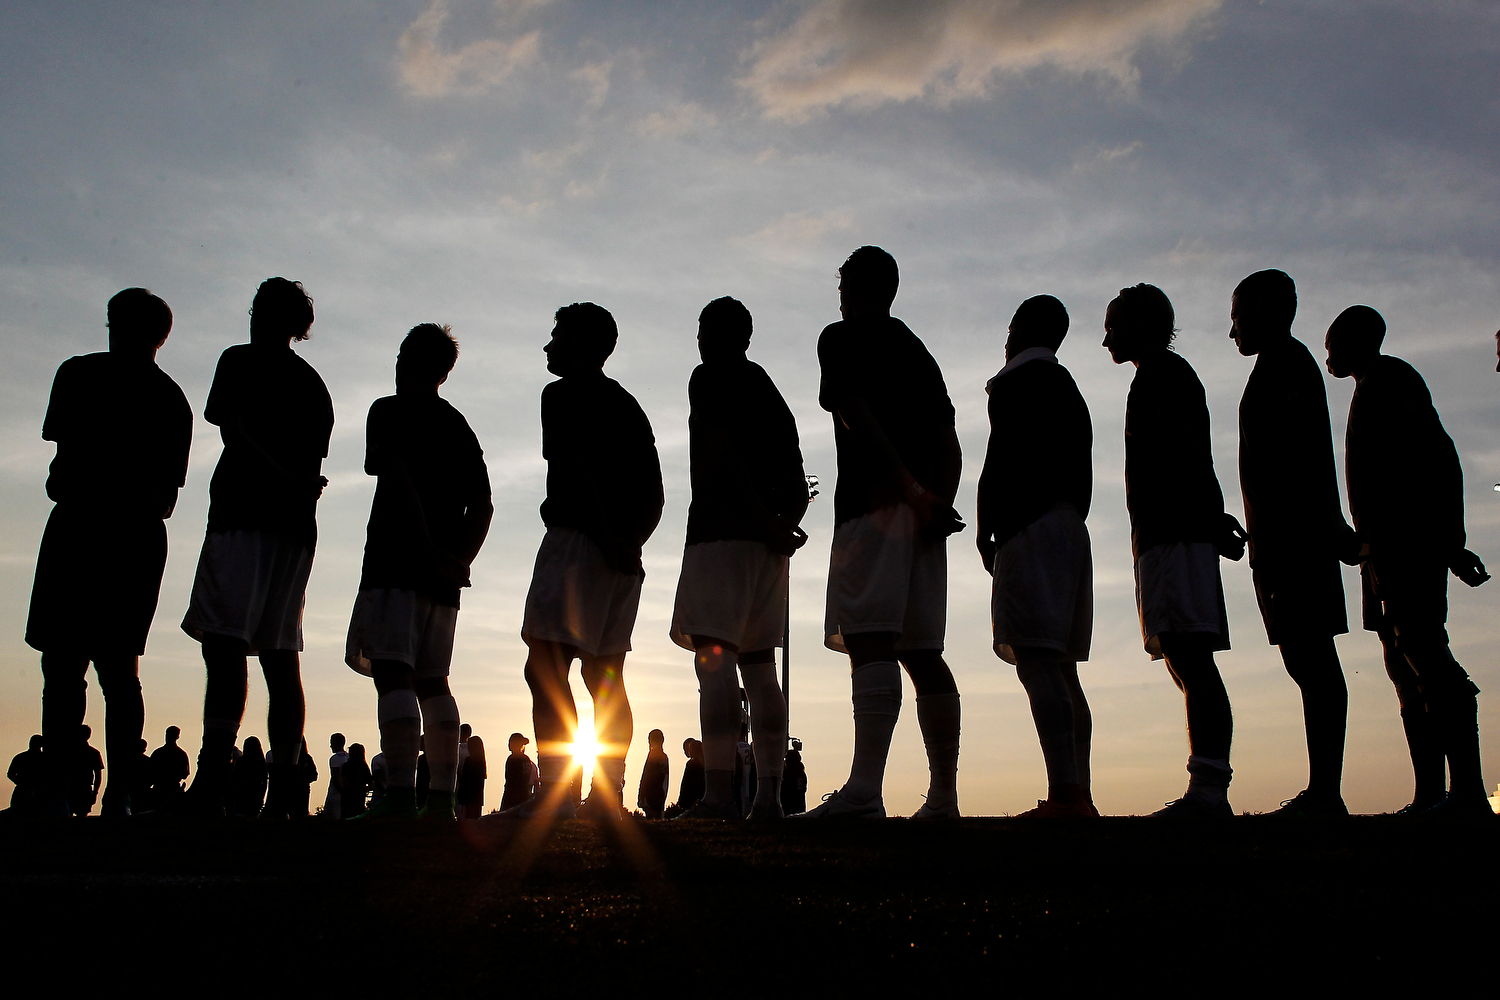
[402,322,459,377]
[1010,294,1070,351]
[250,277,315,341]
[1329,304,1386,350]
[554,301,618,362]
[1234,269,1297,329]
[699,296,753,348]
[107,287,173,348]
[1109,283,1177,350]
[839,245,899,308]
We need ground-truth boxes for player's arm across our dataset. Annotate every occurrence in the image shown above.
[836,397,961,527]
[216,413,326,498]
[701,421,807,555]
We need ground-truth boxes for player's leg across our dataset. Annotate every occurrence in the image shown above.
[415,674,461,819]
[1394,629,1488,815]
[1061,661,1093,796]
[1157,632,1233,816]
[901,648,961,818]
[1277,636,1349,813]
[353,659,422,819]
[1379,630,1444,812]
[837,630,903,810]
[37,650,89,815]
[740,647,788,819]
[93,655,145,816]
[680,634,743,818]
[580,651,632,816]
[187,633,250,813]
[517,639,579,813]
[1012,646,1094,816]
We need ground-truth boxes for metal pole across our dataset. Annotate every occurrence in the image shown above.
[781,594,791,729]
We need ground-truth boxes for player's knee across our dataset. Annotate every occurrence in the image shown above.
[901,651,956,697]
[414,676,451,701]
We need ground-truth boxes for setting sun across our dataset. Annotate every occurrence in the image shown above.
[570,736,601,770]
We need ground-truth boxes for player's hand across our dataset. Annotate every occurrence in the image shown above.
[1217,512,1248,562]
[599,537,645,577]
[431,549,472,590]
[1450,548,1490,587]
[312,475,329,499]
[1335,525,1363,566]
[977,535,996,576]
[767,523,809,557]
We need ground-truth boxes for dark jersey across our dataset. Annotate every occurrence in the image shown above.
[686,358,808,546]
[358,393,491,608]
[42,353,192,516]
[978,354,1092,549]
[1124,350,1226,556]
[204,343,334,546]
[817,317,956,525]
[538,372,664,560]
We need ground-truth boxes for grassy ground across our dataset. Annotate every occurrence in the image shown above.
[3,814,1494,989]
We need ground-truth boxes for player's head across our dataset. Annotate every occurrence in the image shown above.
[138,739,148,753]
[1325,304,1385,379]
[509,732,529,754]
[648,728,665,749]
[330,732,346,751]
[397,322,459,392]
[683,737,702,758]
[1103,283,1176,365]
[546,302,617,376]
[1006,294,1069,357]
[30,734,43,752]
[698,296,753,362]
[107,287,173,354]
[250,277,314,344]
[1230,269,1297,357]
[165,726,181,743]
[839,245,899,318]
[459,723,472,742]
[80,724,91,740]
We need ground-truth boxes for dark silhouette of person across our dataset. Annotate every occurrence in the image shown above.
[457,723,473,776]
[149,726,189,810]
[342,743,371,820]
[128,739,153,813]
[500,733,539,811]
[781,738,807,816]
[677,738,705,813]
[369,751,388,808]
[503,302,664,823]
[979,295,1098,819]
[637,729,670,819]
[345,324,493,821]
[1230,270,1362,817]
[230,736,268,819]
[670,296,808,822]
[324,733,348,819]
[7,735,45,813]
[1325,305,1492,817]
[26,287,192,817]
[801,246,964,821]
[71,725,104,817]
[457,734,487,819]
[180,278,333,818]
[266,736,316,818]
[1103,283,1246,818]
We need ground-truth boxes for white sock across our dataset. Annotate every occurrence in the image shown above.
[594,756,626,798]
[1185,755,1232,805]
[916,692,961,809]
[377,690,421,788]
[741,661,788,779]
[696,643,741,777]
[420,695,461,793]
[844,661,902,804]
[536,751,570,787]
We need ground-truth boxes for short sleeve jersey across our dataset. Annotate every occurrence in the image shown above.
[204,344,334,546]
[358,393,491,608]
[817,317,956,525]
[686,359,808,546]
[42,353,193,516]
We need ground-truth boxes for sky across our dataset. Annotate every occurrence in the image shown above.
[2,0,1498,816]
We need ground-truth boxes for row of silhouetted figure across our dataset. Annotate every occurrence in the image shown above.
[7,247,1495,824]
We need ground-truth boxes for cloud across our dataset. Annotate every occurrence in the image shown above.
[740,0,1221,120]
[638,102,719,138]
[741,208,854,246]
[398,0,551,97]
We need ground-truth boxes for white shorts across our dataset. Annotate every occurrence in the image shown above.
[345,588,459,679]
[521,527,643,657]
[181,529,313,653]
[825,503,947,653]
[992,503,1093,665]
[670,540,788,652]
[1135,541,1231,660]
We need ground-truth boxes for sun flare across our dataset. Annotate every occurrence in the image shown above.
[569,736,601,769]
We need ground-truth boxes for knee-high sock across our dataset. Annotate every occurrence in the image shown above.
[915,692,960,809]
[420,695,461,793]
[696,644,741,805]
[1186,755,1232,804]
[844,661,902,804]
[741,661,787,779]
[378,690,421,788]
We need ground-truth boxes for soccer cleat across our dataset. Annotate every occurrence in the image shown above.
[1149,795,1233,819]
[1014,797,1098,819]
[1415,794,1498,820]
[675,798,745,821]
[417,790,457,821]
[910,795,961,820]
[746,798,785,822]
[1386,797,1445,817]
[791,789,886,820]
[576,793,627,822]
[349,786,418,820]
[100,787,132,818]
[484,784,578,823]
[1269,789,1349,819]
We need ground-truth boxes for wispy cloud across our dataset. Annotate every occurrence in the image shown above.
[638,102,718,139]
[741,208,854,246]
[398,0,552,97]
[740,0,1221,121]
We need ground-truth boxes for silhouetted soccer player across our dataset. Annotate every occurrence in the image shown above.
[670,296,808,821]
[499,733,537,811]
[26,287,192,817]
[1326,305,1492,817]
[230,736,267,819]
[637,729,670,820]
[325,733,348,819]
[677,738,705,813]
[1103,283,1246,818]
[781,738,807,816]
[181,278,333,818]
[344,323,493,821]
[7,735,45,813]
[149,726,189,810]
[979,295,1098,819]
[800,246,964,820]
[501,302,664,822]
[1230,270,1361,817]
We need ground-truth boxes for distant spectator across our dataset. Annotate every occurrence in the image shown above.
[457,735,487,819]
[782,738,807,816]
[369,751,388,808]
[677,738,705,812]
[150,726,190,810]
[71,725,104,817]
[128,738,153,813]
[457,724,472,773]
[324,733,348,819]
[637,729,670,819]
[268,737,317,818]
[230,736,268,818]
[501,733,538,811]
[342,743,371,819]
[7,735,45,813]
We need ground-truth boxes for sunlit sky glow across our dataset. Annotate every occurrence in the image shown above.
[2,0,1498,815]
